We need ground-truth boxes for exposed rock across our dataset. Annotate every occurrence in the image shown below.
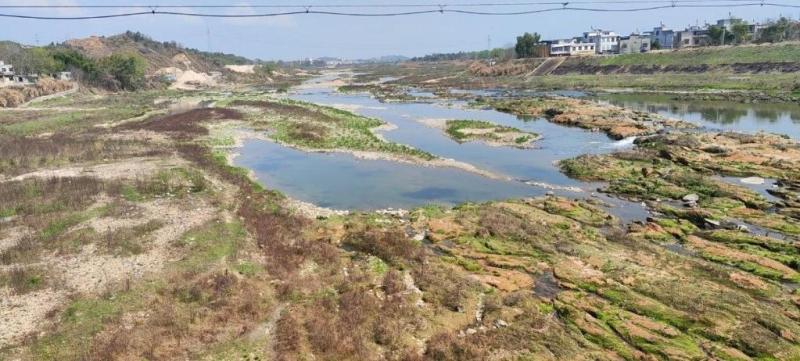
[682,193,700,202]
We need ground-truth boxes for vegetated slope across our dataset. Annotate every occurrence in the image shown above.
[553,42,800,75]
[64,31,252,75]
[0,40,27,60]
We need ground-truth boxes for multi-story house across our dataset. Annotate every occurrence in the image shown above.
[618,34,651,54]
[648,24,675,49]
[675,26,711,48]
[582,29,619,54]
[547,39,596,56]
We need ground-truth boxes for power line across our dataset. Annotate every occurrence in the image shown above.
[0,0,784,8]
[0,2,796,20]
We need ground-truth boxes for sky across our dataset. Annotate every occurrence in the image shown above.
[0,1,796,60]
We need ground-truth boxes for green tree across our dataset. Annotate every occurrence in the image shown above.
[759,17,791,43]
[514,32,541,58]
[651,39,662,50]
[731,21,751,44]
[99,53,146,90]
[708,25,735,45]
[21,48,60,75]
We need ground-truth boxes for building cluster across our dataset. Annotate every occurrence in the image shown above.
[0,60,72,87]
[540,17,763,57]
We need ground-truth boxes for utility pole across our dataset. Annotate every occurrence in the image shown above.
[721,27,726,46]
[487,35,492,51]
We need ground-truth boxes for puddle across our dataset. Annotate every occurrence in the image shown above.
[718,176,782,203]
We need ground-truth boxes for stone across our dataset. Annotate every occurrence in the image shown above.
[494,319,509,328]
[704,218,721,229]
[682,193,700,202]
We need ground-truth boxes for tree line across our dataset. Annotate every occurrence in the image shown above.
[4,45,146,91]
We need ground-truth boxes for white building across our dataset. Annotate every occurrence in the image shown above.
[618,34,651,54]
[582,30,619,54]
[548,39,596,56]
[0,61,24,87]
[0,61,12,75]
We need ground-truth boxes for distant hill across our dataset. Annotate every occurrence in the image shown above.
[63,31,253,75]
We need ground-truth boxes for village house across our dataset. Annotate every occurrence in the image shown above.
[0,61,31,87]
[0,60,73,87]
[618,34,651,54]
[648,24,676,49]
[547,39,596,56]
[582,29,619,54]
[674,26,711,48]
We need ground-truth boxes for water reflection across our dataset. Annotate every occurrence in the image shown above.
[596,93,800,138]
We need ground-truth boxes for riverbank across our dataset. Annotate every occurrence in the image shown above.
[354,43,800,102]
[2,70,800,360]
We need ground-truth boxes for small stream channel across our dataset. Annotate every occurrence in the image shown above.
[233,73,800,224]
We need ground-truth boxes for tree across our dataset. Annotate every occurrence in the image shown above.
[759,17,792,43]
[514,32,541,58]
[730,21,751,44]
[651,39,662,50]
[708,25,735,45]
[99,53,146,90]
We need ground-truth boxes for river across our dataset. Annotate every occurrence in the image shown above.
[232,74,799,222]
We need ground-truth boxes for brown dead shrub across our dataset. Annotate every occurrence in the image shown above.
[286,121,329,143]
[382,269,405,295]
[275,312,305,360]
[0,133,168,175]
[424,332,487,360]
[230,99,341,123]
[120,108,243,139]
[412,263,474,312]
[343,227,424,265]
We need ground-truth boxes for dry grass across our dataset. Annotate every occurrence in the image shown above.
[0,266,46,295]
[120,108,243,139]
[0,79,72,108]
[467,59,541,77]
[230,99,342,124]
[0,134,168,176]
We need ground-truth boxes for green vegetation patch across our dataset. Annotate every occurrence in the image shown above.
[444,119,538,147]
[174,220,248,270]
[244,98,435,160]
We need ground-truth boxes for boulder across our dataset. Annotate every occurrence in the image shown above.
[682,193,700,202]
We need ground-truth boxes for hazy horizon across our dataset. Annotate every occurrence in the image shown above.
[1,1,796,61]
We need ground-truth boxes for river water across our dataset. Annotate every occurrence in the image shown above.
[232,74,798,221]
[596,93,800,140]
